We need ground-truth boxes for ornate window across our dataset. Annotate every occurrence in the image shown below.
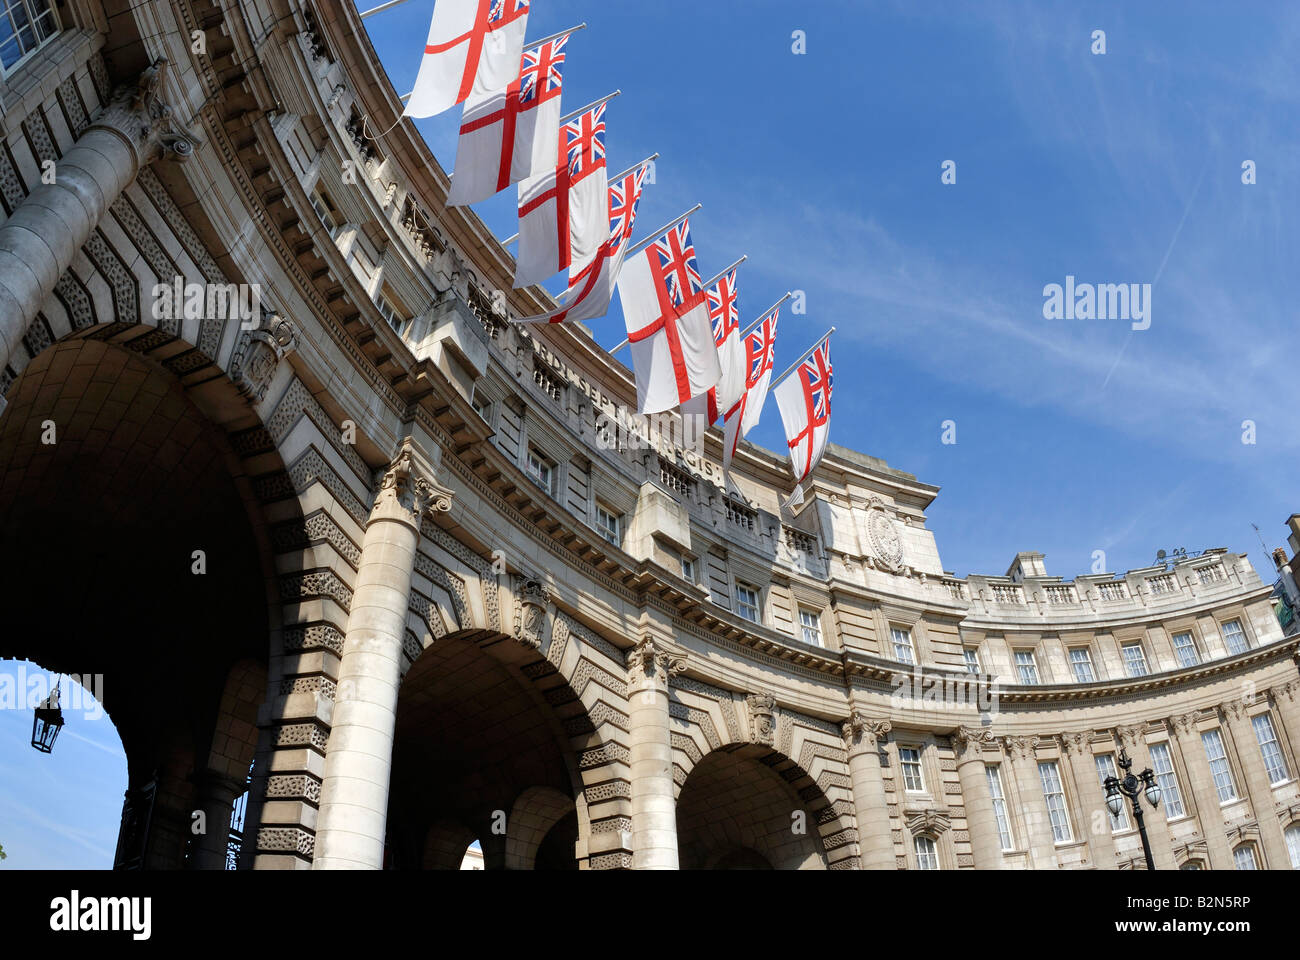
[1121,642,1149,678]
[798,608,822,647]
[913,835,939,870]
[891,626,915,665]
[1149,742,1185,819]
[1094,753,1130,831]
[1233,844,1258,870]
[985,765,1014,850]
[899,747,925,792]
[1171,631,1200,668]
[1252,713,1290,785]
[1068,647,1095,683]
[1037,761,1072,843]
[1221,619,1249,655]
[0,0,59,75]
[1014,650,1039,685]
[1201,729,1238,803]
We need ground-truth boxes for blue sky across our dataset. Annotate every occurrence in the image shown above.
[6,0,1299,869]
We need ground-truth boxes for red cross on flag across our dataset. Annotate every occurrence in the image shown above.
[447,33,569,207]
[618,218,722,415]
[522,161,651,324]
[682,268,743,427]
[773,334,834,498]
[514,102,609,288]
[405,0,530,120]
[721,306,779,474]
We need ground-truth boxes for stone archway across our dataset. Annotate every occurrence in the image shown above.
[675,744,831,870]
[0,335,292,868]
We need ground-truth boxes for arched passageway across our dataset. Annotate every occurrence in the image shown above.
[387,632,585,869]
[676,745,831,870]
[0,338,276,868]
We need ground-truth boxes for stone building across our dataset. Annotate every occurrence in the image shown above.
[1,0,1298,871]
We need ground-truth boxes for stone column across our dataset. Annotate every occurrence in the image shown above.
[1058,733,1116,869]
[0,58,198,372]
[190,771,246,870]
[1168,712,1233,869]
[1114,725,1177,870]
[1220,700,1288,867]
[627,635,686,870]
[1003,735,1057,869]
[952,725,1003,869]
[842,712,894,870]
[313,440,452,870]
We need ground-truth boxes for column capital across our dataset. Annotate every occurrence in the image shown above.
[1113,724,1143,749]
[842,711,890,753]
[1002,734,1040,762]
[1058,730,1089,755]
[951,724,995,763]
[370,438,453,530]
[627,634,686,686]
[91,58,203,167]
[1167,712,1199,739]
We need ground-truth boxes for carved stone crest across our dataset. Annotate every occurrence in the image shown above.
[865,497,905,573]
[230,310,296,405]
[511,575,552,649]
[905,809,951,837]
[747,692,777,746]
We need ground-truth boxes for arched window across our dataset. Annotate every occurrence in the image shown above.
[1232,843,1259,870]
[1179,860,1203,871]
[913,834,939,870]
[1285,824,1300,870]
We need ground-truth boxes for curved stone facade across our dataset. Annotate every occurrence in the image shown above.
[1,1,1297,871]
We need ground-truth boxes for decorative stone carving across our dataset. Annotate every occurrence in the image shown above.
[230,310,296,404]
[865,496,905,573]
[626,635,686,685]
[1002,734,1040,761]
[373,439,454,527]
[842,711,891,749]
[1114,724,1142,748]
[951,724,994,762]
[905,808,951,836]
[511,574,552,649]
[94,58,203,164]
[1058,730,1088,754]
[746,692,778,746]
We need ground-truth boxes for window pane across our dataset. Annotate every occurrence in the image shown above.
[1201,729,1238,803]
[1122,643,1149,678]
[900,747,924,792]
[891,627,914,665]
[1094,753,1129,831]
[963,648,979,674]
[1286,825,1300,870]
[1069,648,1094,683]
[1149,742,1185,819]
[1015,651,1039,685]
[986,765,1013,850]
[1252,714,1290,785]
[1222,620,1248,655]
[1171,632,1199,668]
[914,835,938,870]
[799,609,821,646]
[1037,761,1072,843]
[1233,845,1257,870]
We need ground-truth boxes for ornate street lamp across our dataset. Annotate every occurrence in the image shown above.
[1103,748,1162,870]
[31,681,65,754]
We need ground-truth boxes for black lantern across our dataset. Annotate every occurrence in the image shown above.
[1101,748,1162,869]
[31,681,64,754]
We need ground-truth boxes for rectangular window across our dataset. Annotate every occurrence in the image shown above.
[891,627,915,665]
[1037,761,1072,843]
[1014,650,1039,685]
[899,747,925,792]
[1222,619,1249,655]
[594,504,621,547]
[1121,642,1149,678]
[913,835,939,870]
[963,648,980,674]
[1201,729,1238,803]
[376,291,409,335]
[310,189,341,239]
[1171,632,1200,668]
[1252,714,1290,785]
[1068,647,1095,683]
[985,765,1014,851]
[526,448,554,495]
[1148,742,1185,819]
[735,583,759,622]
[680,554,696,584]
[798,608,822,647]
[0,0,59,74]
[1094,753,1130,831]
[1233,845,1258,870]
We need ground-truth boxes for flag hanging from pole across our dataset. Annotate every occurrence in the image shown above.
[773,334,833,505]
[682,268,743,426]
[522,161,651,324]
[618,218,721,414]
[721,307,778,473]
[446,33,568,207]
[405,0,531,120]
[514,102,609,288]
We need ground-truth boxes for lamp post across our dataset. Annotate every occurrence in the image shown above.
[31,681,65,754]
[1103,747,1162,870]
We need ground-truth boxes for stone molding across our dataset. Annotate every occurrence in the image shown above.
[370,438,453,530]
[842,711,891,751]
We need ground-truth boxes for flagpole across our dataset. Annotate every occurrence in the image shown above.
[607,203,703,355]
[359,0,414,19]
[739,292,793,338]
[397,23,589,101]
[499,152,658,247]
[560,89,621,124]
[697,254,747,293]
[769,327,836,389]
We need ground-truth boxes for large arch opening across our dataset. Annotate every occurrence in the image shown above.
[387,632,585,870]
[0,338,276,868]
[676,745,830,870]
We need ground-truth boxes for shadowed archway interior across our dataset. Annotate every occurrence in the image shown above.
[0,339,272,867]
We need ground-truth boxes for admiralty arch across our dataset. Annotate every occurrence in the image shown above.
[2,0,1299,871]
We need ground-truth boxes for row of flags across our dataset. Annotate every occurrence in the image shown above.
[399,0,834,500]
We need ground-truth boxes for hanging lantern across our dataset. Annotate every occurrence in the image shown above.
[31,681,64,754]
